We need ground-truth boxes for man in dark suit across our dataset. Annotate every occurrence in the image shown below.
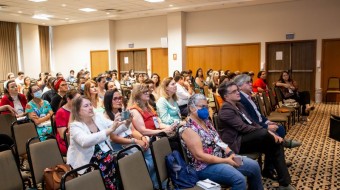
[234,74,301,148]
[217,81,295,190]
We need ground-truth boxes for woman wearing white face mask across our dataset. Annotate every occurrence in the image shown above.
[26,84,54,141]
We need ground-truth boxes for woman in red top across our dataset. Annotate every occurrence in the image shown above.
[0,80,27,117]
[55,89,80,155]
[252,71,268,93]
[128,84,174,136]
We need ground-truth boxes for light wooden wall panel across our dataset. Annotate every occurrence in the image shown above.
[204,46,221,72]
[187,43,260,75]
[239,44,260,73]
[221,45,239,72]
[151,48,168,80]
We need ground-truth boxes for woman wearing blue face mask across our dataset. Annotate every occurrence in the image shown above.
[26,84,54,141]
[180,94,263,190]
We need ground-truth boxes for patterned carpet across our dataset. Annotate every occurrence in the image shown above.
[263,103,340,190]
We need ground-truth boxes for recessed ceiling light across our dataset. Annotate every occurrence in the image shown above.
[145,0,164,3]
[169,4,173,7]
[61,4,66,7]
[18,11,22,13]
[106,12,110,15]
[79,8,97,12]
[29,0,47,2]
[32,14,52,20]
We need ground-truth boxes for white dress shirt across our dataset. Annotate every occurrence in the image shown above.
[176,83,191,106]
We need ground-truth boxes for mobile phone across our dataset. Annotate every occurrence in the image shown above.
[233,155,243,165]
[121,111,131,121]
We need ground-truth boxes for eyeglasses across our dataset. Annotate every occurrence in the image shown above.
[196,105,209,109]
[228,89,240,94]
[142,90,149,95]
[113,96,123,101]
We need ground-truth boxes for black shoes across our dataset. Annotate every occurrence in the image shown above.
[262,169,278,180]
[283,139,302,148]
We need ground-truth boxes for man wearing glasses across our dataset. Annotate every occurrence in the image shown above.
[217,81,295,190]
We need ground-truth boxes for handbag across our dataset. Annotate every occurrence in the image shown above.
[44,164,76,190]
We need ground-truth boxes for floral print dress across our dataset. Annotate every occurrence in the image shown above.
[89,135,117,190]
[180,118,226,171]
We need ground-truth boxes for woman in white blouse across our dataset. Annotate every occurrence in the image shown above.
[67,96,123,190]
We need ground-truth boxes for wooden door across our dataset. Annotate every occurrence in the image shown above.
[266,40,316,100]
[151,48,168,81]
[133,50,147,73]
[322,39,340,102]
[90,50,109,78]
[266,43,291,87]
[117,49,147,77]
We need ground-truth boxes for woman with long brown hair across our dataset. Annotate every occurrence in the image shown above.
[83,80,104,113]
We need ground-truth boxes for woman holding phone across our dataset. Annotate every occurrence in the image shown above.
[103,89,149,152]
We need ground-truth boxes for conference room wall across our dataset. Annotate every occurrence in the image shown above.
[114,15,168,75]
[53,20,112,77]
[20,23,41,78]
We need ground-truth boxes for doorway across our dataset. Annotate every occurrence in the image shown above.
[321,39,340,102]
[117,49,147,78]
[151,48,168,81]
[266,40,316,100]
[90,50,109,78]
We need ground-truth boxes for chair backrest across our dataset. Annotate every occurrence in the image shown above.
[0,134,14,148]
[268,89,278,108]
[0,114,17,137]
[11,121,39,157]
[213,112,220,131]
[203,86,210,98]
[0,147,24,190]
[151,137,172,189]
[61,164,106,190]
[27,137,64,188]
[274,87,284,106]
[212,93,222,112]
[261,92,273,114]
[117,145,154,190]
[255,94,266,116]
[328,77,340,89]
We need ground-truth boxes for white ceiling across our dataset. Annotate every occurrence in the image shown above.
[0,0,296,26]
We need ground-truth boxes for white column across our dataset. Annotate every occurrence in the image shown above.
[167,12,186,77]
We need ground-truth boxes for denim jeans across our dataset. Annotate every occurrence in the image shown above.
[196,157,263,190]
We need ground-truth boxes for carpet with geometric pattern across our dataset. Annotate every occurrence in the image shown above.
[263,103,340,190]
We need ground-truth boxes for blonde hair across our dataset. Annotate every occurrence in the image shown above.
[128,83,153,110]
[159,77,177,101]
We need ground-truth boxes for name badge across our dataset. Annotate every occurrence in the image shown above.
[241,113,253,124]
[153,117,160,129]
[98,141,110,153]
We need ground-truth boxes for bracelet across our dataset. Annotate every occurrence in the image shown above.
[226,150,234,157]
[131,138,136,144]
